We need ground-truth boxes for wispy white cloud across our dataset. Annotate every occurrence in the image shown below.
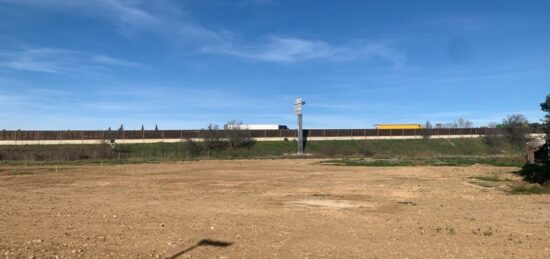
[210,36,332,62]
[204,36,406,65]
[0,47,145,73]
[0,48,70,73]
[92,55,145,68]
[1,0,406,65]
[0,0,159,26]
[96,0,159,27]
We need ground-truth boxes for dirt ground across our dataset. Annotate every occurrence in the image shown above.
[1,159,549,258]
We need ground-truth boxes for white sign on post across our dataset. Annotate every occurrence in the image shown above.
[294,98,305,115]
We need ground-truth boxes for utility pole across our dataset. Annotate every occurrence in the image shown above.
[294,98,306,155]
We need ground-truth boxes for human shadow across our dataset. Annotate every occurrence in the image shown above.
[167,239,233,259]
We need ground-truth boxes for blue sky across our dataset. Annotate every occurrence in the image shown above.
[0,0,549,130]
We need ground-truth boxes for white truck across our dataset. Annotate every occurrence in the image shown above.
[224,124,288,130]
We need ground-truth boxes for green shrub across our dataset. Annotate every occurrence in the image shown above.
[516,163,550,184]
[182,139,203,158]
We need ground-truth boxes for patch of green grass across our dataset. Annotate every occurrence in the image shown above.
[321,159,415,167]
[508,185,550,195]
[397,201,417,206]
[0,166,63,175]
[425,156,524,167]
[6,170,35,175]
[468,174,511,188]
[471,181,497,188]
[322,156,524,167]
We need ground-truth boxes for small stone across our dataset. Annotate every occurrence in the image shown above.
[160,223,165,227]
[72,249,77,253]
[32,239,44,243]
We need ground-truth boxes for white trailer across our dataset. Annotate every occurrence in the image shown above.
[224,124,288,130]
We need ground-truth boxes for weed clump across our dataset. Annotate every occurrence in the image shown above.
[508,184,550,195]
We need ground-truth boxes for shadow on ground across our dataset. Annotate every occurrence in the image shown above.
[167,239,233,259]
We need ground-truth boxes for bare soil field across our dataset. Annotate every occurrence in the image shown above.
[1,159,549,258]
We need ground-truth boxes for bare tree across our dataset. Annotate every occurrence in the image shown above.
[503,114,528,127]
[201,124,227,151]
[483,122,504,148]
[224,120,255,149]
[456,118,473,128]
[441,118,473,128]
[502,114,529,147]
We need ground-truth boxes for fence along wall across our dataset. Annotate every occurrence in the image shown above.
[0,128,544,142]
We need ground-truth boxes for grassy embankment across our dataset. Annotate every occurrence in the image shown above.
[0,138,522,165]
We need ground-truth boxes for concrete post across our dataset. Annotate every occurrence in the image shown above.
[294,98,305,155]
[297,113,303,155]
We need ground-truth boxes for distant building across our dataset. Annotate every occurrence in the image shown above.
[224,124,288,130]
[374,124,422,130]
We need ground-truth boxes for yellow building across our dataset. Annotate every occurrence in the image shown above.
[374,124,422,129]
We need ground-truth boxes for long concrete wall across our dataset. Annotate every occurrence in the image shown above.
[2,128,544,142]
[0,134,545,145]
